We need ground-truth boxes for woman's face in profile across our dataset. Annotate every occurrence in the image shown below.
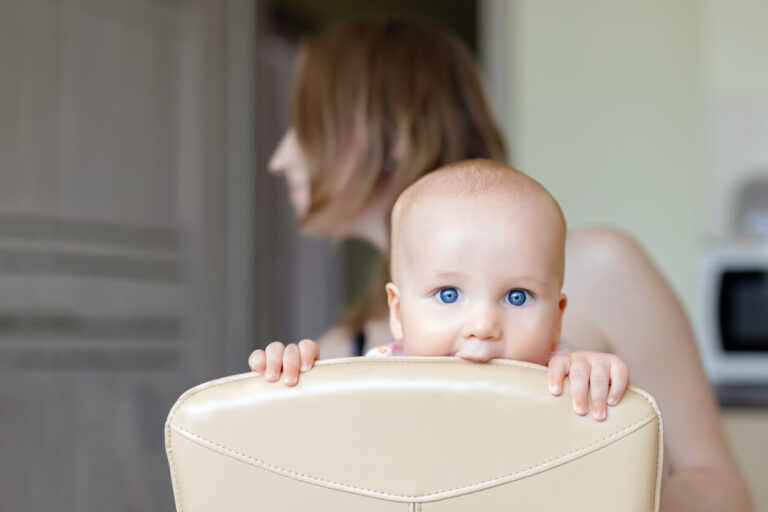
[269,129,311,217]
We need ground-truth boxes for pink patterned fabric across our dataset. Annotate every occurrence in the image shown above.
[365,341,405,357]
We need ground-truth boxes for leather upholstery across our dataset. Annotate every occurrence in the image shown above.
[166,357,663,511]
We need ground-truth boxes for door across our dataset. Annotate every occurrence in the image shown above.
[0,0,239,509]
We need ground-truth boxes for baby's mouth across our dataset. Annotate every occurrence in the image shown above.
[454,339,500,362]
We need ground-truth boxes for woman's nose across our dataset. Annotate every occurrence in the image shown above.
[461,305,502,341]
[268,130,293,176]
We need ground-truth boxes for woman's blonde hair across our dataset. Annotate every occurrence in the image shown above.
[290,19,507,332]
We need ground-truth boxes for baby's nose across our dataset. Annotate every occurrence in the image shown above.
[461,305,502,341]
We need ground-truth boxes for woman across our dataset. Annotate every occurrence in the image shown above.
[255,19,752,510]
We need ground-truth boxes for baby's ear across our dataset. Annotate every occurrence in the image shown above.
[385,282,404,341]
[553,293,568,350]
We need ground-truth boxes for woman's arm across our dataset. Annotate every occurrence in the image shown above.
[563,227,753,511]
[316,326,358,359]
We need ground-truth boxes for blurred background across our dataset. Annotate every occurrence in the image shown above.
[1,0,767,510]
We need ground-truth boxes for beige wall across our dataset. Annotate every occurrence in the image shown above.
[505,0,701,313]
[503,0,768,313]
[703,0,768,238]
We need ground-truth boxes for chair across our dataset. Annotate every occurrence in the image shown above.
[165,357,663,511]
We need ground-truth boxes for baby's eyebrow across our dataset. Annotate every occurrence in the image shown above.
[424,273,554,291]
[502,277,554,291]
[429,270,467,279]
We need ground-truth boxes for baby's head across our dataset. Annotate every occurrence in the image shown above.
[387,159,567,365]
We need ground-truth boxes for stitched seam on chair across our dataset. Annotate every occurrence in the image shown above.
[169,413,657,502]
[165,422,183,512]
[653,414,659,511]
[653,402,663,511]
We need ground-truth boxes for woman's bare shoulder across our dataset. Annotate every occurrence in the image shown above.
[564,225,678,329]
[561,226,649,352]
[563,225,683,351]
[565,225,648,269]
[563,225,669,313]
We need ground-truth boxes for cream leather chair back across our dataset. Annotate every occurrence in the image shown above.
[166,357,663,511]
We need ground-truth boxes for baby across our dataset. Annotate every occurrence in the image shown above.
[249,159,629,421]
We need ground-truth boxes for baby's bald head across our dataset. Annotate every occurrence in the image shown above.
[389,159,566,284]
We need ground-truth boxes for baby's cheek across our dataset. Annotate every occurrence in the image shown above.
[398,306,442,353]
[400,320,455,356]
[530,308,562,364]
[504,327,553,365]
[402,334,452,356]
[503,345,549,365]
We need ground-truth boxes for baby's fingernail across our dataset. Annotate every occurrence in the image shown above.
[267,370,277,380]
[594,409,606,420]
[550,384,561,394]
[301,364,309,372]
[284,375,295,385]
[607,397,617,406]
[574,403,587,415]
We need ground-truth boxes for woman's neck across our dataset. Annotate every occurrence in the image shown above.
[341,193,389,253]
[346,212,387,252]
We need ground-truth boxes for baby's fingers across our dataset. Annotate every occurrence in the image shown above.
[568,358,590,416]
[589,363,611,421]
[298,339,319,372]
[248,349,266,373]
[282,343,301,386]
[264,341,285,382]
[607,358,630,406]
[547,354,570,396]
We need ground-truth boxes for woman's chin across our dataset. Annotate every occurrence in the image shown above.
[296,216,341,240]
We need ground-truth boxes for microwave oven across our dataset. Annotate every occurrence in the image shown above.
[696,240,768,385]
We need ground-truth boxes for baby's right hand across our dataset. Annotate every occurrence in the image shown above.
[248,339,319,387]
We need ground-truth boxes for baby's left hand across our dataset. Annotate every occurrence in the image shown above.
[547,351,629,421]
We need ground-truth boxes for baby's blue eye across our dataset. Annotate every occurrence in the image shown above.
[438,288,459,303]
[506,289,529,306]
